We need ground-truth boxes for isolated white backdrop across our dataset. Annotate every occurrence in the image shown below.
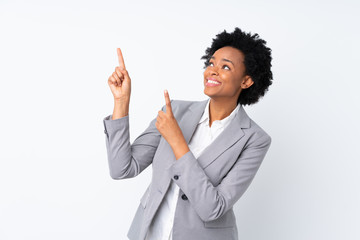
[0,0,359,239]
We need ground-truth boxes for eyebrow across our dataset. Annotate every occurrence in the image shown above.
[210,56,235,66]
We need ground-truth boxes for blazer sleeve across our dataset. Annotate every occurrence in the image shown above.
[103,103,167,179]
[167,129,272,222]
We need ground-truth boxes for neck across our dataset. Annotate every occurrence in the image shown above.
[208,98,238,127]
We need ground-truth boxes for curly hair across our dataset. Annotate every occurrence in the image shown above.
[201,27,273,106]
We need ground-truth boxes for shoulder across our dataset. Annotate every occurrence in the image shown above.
[170,99,200,107]
[170,99,205,112]
[236,104,271,146]
[246,117,272,147]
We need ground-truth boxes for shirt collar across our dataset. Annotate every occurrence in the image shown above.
[199,98,240,127]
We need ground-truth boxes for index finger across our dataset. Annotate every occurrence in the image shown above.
[117,48,126,70]
[164,89,172,115]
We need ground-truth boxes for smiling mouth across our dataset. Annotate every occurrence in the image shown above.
[206,78,221,86]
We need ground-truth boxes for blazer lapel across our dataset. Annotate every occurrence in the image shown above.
[197,104,251,168]
[178,99,208,144]
[178,99,251,169]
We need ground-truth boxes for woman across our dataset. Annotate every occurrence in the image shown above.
[103,27,273,240]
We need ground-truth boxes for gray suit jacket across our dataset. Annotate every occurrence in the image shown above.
[103,99,271,240]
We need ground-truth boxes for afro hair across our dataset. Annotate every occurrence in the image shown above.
[201,27,273,106]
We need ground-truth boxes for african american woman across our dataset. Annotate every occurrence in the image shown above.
[103,27,273,240]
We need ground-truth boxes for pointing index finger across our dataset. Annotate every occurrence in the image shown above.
[117,48,126,70]
[164,89,172,115]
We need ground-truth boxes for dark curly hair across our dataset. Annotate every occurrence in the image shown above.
[201,27,273,106]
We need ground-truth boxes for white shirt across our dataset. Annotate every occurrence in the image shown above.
[145,99,240,240]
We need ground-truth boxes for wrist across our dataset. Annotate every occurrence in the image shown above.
[171,138,190,160]
[112,99,130,120]
[114,97,130,105]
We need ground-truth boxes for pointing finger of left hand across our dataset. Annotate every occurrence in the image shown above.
[164,89,173,115]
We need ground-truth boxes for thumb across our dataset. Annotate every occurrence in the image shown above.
[119,68,131,81]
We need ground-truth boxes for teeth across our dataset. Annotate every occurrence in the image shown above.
[208,80,220,85]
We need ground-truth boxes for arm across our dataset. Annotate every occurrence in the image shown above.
[167,131,272,222]
[103,104,166,179]
[155,91,272,221]
[104,47,164,179]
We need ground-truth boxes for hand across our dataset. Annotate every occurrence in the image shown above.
[156,90,190,160]
[108,48,131,102]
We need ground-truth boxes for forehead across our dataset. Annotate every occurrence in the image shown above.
[212,46,245,63]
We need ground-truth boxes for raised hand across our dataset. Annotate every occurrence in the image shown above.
[108,48,131,102]
[156,90,190,160]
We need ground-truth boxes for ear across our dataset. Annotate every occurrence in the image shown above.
[241,75,254,89]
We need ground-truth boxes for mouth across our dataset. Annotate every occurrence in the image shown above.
[205,77,221,87]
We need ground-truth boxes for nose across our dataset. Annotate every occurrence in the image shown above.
[208,65,219,76]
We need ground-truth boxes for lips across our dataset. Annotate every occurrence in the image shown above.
[206,77,221,86]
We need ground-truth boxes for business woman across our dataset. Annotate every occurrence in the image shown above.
[103,27,273,240]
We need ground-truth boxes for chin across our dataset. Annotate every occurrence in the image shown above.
[204,91,210,98]
[203,88,216,98]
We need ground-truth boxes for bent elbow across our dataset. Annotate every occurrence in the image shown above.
[197,202,227,222]
[109,173,123,180]
[200,212,222,222]
[108,164,137,180]
[109,169,130,180]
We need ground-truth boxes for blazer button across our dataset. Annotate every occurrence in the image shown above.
[104,129,107,134]
[181,194,188,200]
[173,175,179,180]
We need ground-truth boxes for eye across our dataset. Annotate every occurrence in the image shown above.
[223,65,230,70]
[207,61,214,67]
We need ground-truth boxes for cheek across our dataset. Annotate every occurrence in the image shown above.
[221,73,241,88]
[203,68,210,76]
[219,72,232,82]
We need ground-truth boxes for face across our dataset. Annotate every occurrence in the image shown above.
[203,46,253,103]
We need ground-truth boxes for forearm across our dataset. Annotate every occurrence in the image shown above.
[104,103,165,179]
[170,137,190,160]
[168,134,272,221]
[104,115,137,179]
[169,151,227,221]
[112,98,130,120]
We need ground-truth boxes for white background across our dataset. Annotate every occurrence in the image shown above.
[1,0,359,239]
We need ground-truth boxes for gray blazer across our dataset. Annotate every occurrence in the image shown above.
[103,99,272,240]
